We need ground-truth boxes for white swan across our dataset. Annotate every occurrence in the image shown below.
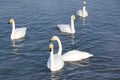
[47,43,64,72]
[50,36,93,61]
[8,18,27,40]
[57,15,76,34]
[77,0,88,18]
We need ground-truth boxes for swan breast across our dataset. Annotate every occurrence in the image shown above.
[47,54,64,71]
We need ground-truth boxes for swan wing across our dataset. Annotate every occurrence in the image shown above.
[15,27,27,39]
[57,24,71,33]
[62,50,93,61]
[83,10,88,17]
[77,10,82,17]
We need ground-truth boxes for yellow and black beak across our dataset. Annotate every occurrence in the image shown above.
[49,47,52,52]
[49,39,52,42]
[74,16,77,21]
[8,20,11,24]
[8,21,11,24]
[49,43,53,51]
[83,3,86,6]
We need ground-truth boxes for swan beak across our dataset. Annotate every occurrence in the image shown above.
[49,47,52,52]
[83,1,86,6]
[49,39,52,42]
[49,38,54,42]
[8,22,11,24]
[74,16,77,21]
[75,17,77,21]
[49,43,53,51]
[83,3,86,6]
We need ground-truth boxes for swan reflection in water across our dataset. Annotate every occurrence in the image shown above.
[71,34,75,47]
[50,71,63,80]
[82,18,87,26]
[50,58,92,80]
[80,17,87,26]
[11,38,25,60]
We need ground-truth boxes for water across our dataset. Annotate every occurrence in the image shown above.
[0,0,120,80]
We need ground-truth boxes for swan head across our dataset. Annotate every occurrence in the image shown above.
[50,36,59,42]
[8,18,15,24]
[49,43,54,52]
[71,15,76,21]
[83,1,86,6]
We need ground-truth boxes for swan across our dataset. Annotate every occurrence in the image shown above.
[57,15,76,34]
[47,43,64,72]
[8,18,27,40]
[77,0,88,18]
[50,36,93,61]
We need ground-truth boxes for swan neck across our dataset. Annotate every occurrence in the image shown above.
[50,49,54,69]
[11,21,16,39]
[57,38,62,55]
[12,21,15,31]
[83,6,86,12]
[71,18,75,33]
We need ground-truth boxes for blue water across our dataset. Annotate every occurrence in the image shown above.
[0,0,120,80]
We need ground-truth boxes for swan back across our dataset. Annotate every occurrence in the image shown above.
[13,27,27,39]
[57,24,71,33]
[62,50,93,61]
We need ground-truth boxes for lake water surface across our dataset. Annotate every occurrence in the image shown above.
[0,0,120,80]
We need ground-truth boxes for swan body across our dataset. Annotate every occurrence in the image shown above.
[57,15,76,34]
[8,18,27,40]
[77,1,88,18]
[47,43,64,72]
[62,50,93,61]
[50,36,93,62]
